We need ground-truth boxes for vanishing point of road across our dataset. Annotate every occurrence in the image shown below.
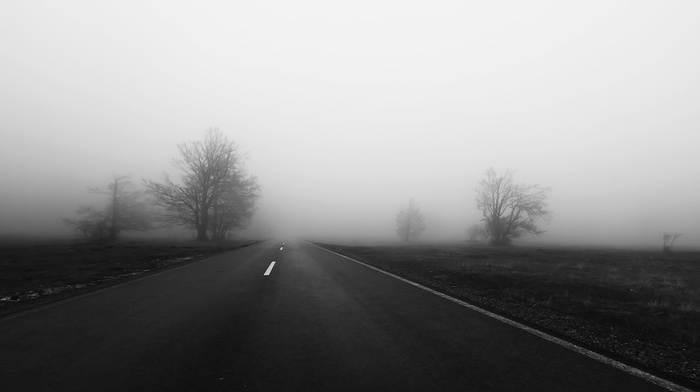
[0,241,687,391]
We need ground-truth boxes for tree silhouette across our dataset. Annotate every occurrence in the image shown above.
[64,175,151,242]
[476,168,550,246]
[396,199,426,242]
[146,128,259,241]
[662,232,682,252]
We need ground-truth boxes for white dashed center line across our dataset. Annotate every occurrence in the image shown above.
[280,246,284,250]
[263,261,276,276]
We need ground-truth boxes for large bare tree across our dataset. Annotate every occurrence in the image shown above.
[146,128,259,241]
[476,168,551,246]
[209,169,259,240]
[396,198,426,242]
[64,174,151,242]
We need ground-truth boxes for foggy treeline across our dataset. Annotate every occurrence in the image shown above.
[1,2,698,249]
[64,129,259,242]
[396,169,551,246]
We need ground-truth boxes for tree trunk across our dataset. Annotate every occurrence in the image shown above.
[196,225,208,241]
[197,208,209,241]
[109,184,119,243]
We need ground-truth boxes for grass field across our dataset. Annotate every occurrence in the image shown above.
[318,242,700,388]
[0,239,259,316]
[2,238,698,387]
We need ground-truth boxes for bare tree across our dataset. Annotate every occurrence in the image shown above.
[662,232,682,253]
[209,171,259,240]
[396,198,426,242]
[476,168,551,246]
[145,128,259,241]
[63,206,108,242]
[63,174,151,242]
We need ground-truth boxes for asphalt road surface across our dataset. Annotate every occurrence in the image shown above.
[0,241,680,391]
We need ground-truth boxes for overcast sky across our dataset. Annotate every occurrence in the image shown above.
[1,0,699,247]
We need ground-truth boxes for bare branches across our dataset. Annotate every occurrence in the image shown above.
[144,174,197,228]
[146,128,259,241]
[662,232,682,252]
[396,199,426,242]
[64,175,151,242]
[209,171,260,240]
[476,168,551,246]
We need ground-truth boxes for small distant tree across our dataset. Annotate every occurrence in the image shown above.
[63,175,151,242]
[63,206,108,241]
[476,168,551,246]
[467,223,487,242]
[662,232,682,253]
[396,199,426,242]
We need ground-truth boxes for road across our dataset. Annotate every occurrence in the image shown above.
[0,241,679,391]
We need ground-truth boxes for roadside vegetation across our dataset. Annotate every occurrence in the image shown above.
[64,128,260,243]
[63,175,152,242]
[0,239,257,317]
[319,243,700,388]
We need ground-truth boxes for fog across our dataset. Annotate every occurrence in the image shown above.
[1,1,699,248]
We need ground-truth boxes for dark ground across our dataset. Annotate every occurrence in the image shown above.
[0,241,680,391]
[317,242,700,390]
[0,238,259,317]
[1,238,697,390]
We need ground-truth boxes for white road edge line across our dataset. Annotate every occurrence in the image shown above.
[308,242,692,392]
[263,261,276,276]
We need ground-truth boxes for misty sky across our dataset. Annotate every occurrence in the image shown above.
[1,1,699,247]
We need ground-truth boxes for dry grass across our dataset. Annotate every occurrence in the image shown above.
[0,239,258,316]
[322,244,700,346]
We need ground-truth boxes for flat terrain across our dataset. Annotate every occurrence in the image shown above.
[318,242,700,389]
[0,238,258,316]
[0,241,681,391]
